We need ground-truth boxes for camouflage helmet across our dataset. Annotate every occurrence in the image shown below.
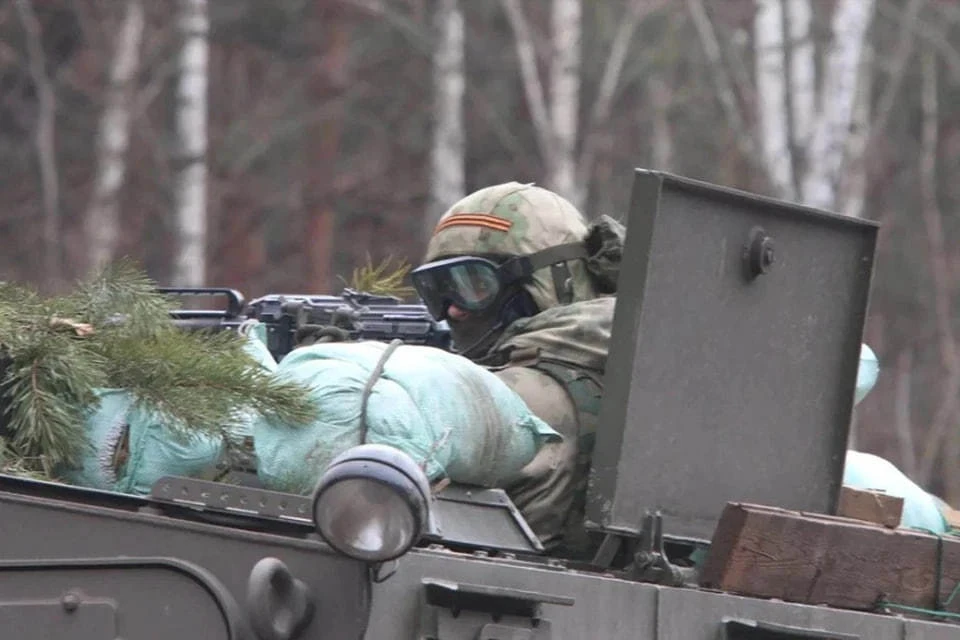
[423,182,599,312]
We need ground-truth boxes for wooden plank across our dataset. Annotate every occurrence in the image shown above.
[699,502,960,613]
[836,486,903,528]
[941,504,960,531]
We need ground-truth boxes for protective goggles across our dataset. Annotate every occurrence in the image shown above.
[411,242,588,321]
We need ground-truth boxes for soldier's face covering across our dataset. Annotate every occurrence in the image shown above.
[446,300,504,358]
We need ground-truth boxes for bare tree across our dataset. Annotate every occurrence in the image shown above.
[915,49,960,500]
[84,0,145,274]
[549,0,581,203]
[753,0,795,199]
[14,0,61,285]
[800,0,877,209]
[502,0,664,210]
[427,0,465,232]
[172,0,209,287]
[689,0,875,210]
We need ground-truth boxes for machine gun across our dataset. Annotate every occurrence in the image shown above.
[158,287,453,362]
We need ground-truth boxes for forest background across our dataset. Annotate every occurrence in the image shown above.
[2,0,959,500]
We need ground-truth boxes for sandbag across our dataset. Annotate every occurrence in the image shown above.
[61,388,224,495]
[253,341,560,494]
[61,329,277,495]
[855,343,879,404]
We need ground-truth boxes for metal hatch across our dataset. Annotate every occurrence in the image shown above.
[584,169,879,542]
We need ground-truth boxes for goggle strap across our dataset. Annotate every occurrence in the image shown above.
[500,242,589,282]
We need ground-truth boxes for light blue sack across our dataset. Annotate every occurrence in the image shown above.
[253,341,560,494]
[855,343,879,404]
[62,388,224,495]
[843,345,948,533]
[61,329,277,495]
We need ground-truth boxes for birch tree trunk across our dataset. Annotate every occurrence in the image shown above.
[504,0,658,211]
[754,0,795,200]
[786,0,814,159]
[15,0,61,286]
[800,0,877,209]
[172,0,209,287]
[549,0,581,205]
[84,0,145,274]
[427,0,465,233]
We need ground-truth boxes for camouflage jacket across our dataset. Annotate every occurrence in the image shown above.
[481,297,614,558]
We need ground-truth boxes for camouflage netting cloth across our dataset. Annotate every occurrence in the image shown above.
[583,215,625,295]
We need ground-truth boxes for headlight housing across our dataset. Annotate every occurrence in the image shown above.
[311,444,431,563]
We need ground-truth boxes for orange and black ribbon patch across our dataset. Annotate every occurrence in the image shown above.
[434,213,512,235]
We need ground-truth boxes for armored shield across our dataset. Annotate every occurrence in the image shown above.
[585,170,878,542]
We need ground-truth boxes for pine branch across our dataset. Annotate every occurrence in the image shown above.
[62,259,175,333]
[99,328,319,441]
[1,334,104,467]
[348,254,416,299]
[0,261,320,482]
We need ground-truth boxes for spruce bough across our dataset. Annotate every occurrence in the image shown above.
[0,261,319,480]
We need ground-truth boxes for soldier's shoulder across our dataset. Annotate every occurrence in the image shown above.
[493,365,577,431]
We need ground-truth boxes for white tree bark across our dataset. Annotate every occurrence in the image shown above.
[786,0,814,150]
[15,0,61,284]
[800,0,877,209]
[427,0,465,232]
[649,75,674,171]
[172,0,209,287]
[754,0,795,200]
[85,0,145,273]
[549,0,581,205]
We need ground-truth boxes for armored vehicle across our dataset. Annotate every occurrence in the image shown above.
[0,169,954,639]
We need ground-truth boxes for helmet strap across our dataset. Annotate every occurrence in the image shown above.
[550,262,574,304]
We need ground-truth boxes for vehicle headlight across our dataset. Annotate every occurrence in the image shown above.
[311,444,431,563]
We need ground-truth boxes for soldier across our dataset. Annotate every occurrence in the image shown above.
[411,182,624,559]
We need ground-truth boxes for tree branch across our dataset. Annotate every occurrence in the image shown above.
[894,348,917,478]
[915,49,960,491]
[871,0,927,143]
[501,0,556,165]
[686,0,757,163]
[15,0,61,286]
[577,0,664,191]
[84,0,145,274]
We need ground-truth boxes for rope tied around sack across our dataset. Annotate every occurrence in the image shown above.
[358,339,403,444]
[873,532,960,621]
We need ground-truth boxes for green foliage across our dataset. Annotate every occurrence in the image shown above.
[346,255,416,300]
[0,260,319,479]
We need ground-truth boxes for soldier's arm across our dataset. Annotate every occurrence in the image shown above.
[492,365,580,550]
